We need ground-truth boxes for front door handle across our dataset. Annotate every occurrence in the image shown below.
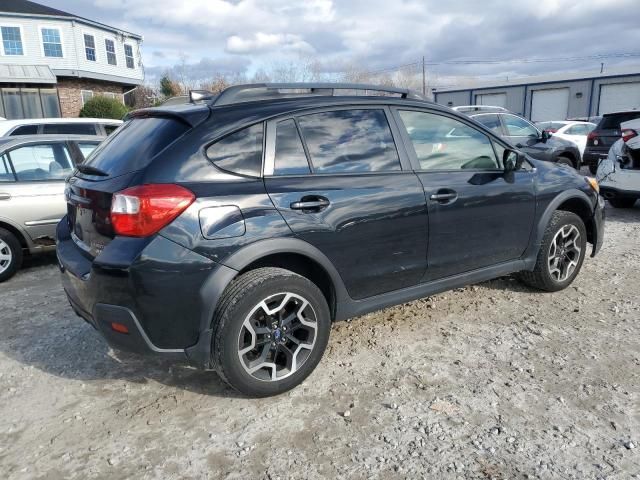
[290,197,330,211]
[430,190,458,204]
[0,193,10,200]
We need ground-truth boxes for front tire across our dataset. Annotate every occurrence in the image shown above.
[0,228,23,282]
[608,197,636,208]
[212,267,331,397]
[518,211,587,292]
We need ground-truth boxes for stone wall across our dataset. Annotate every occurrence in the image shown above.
[56,78,125,117]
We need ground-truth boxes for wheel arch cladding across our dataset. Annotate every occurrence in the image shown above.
[222,238,350,321]
[534,190,595,256]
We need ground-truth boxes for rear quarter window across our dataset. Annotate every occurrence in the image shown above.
[206,123,264,177]
[10,125,38,135]
[43,123,97,135]
[82,117,189,176]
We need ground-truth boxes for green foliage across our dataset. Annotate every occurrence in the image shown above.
[79,96,129,120]
[160,75,180,98]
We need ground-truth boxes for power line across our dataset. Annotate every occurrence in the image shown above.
[343,51,640,78]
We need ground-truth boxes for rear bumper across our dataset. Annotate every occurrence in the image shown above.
[56,217,237,368]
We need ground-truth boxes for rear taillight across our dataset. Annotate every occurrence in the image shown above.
[587,131,598,141]
[110,184,195,237]
[622,129,638,143]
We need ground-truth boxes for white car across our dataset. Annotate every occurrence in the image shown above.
[537,121,596,159]
[596,118,640,208]
[0,118,122,137]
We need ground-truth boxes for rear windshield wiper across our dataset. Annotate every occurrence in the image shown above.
[76,164,109,177]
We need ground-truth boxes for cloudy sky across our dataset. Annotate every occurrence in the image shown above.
[39,0,640,86]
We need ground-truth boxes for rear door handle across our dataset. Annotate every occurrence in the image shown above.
[0,193,10,200]
[290,197,330,211]
[430,190,458,204]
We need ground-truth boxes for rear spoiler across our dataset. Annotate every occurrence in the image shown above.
[125,103,210,128]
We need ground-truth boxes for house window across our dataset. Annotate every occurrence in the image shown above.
[105,39,116,65]
[124,44,134,69]
[84,34,96,61]
[81,90,94,106]
[1,26,23,55]
[102,92,115,99]
[41,28,63,57]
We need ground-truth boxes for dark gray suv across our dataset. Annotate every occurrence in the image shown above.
[56,83,604,397]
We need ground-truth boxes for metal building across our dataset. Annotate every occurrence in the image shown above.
[433,68,640,121]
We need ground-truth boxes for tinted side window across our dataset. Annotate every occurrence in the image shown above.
[398,110,500,170]
[207,123,264,177]
[274,119,310,175]
[43,123,97,135]
[502,115,538,137]
[297,109,401,173]
[473,114,502,134]
[8,143,73,181]
[10,125,38,135]
[600,112,640,130]
[104,124,120,135]
[0,154,15,182]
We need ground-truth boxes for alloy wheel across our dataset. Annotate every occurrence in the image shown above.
[547,224,581,282]
[0,239,12,275]
[237,292,318,382]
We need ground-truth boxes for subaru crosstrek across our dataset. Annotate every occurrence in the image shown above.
[56,83,605,397]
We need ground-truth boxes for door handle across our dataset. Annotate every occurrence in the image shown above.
[0,193,10,200]
[290,197,330,211]
[430,190,458,204]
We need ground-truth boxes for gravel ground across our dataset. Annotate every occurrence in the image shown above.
[1,203,639,480]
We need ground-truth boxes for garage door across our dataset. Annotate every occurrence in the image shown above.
[476,93,507,108]
[599,82,640,114]
[531,88,569,122]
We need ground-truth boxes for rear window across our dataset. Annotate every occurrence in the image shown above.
[82,117,189,177]
[600,112,640,130]
[43,123,97,135]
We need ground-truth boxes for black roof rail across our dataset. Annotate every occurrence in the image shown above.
[188,83,429,106]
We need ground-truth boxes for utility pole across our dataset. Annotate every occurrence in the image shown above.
[422,56,426,95]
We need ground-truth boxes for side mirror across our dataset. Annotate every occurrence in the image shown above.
[541,130,552,141]
[503,149,524,173]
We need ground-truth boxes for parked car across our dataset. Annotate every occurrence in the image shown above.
[596,118,640,208]
[454,106,582,169]
[584,110,640,174]
[536,121,596,160]
[0,135,102,281]
[0,118,122,137]
[56,83,604,397]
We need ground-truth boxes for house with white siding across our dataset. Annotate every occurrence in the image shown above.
[0,0,144,119]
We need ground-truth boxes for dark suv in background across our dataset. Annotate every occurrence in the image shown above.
[584,110,640,173]
[454,106,582,169]
[56,83,604,397]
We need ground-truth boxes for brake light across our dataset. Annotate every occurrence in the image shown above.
[587,131,598,141]
[622,129,638,143]
[110,184,195,237]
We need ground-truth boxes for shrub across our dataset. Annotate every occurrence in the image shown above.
[79,96,129,120]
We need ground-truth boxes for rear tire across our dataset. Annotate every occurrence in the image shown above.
[608,197,636,208]
[517,211,587,292]
[212,267,331,397]
[0,228,23,282]
[556,156,575,169]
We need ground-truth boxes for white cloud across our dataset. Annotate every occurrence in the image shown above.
[226,33,314,54]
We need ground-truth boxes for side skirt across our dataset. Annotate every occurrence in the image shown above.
[334,259,528,321]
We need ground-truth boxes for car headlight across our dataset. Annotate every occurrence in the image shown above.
[585,176,599,193]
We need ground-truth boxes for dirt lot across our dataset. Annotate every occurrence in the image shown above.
[1,203,639,480]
